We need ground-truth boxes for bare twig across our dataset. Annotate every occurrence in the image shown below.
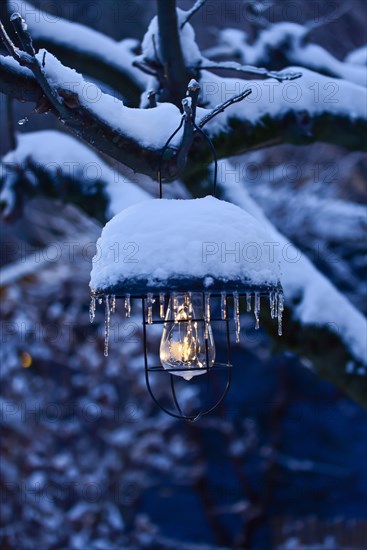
[305,2,350,33]
[5,13,70,119]
[199,57,302,82]
[10,12,35,55]
[198,88,252,128]
[1,1,144,104]
[180,0,208,29]
[0,17,21,60]
[132,58,158,77]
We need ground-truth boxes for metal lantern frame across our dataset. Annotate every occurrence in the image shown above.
[92,280,282,422]
[91,116,283,422]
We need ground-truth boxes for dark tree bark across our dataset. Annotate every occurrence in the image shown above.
[156,0,197,106]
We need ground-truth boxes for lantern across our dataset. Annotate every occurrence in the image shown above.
[90,197,283,421]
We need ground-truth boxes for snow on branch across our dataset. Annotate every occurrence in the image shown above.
[0,53,41,101]
[240,153,367,312]
[2,0,147,104]
[196,69,367,154]
[138,7,301,106]
[219,162,367,408]
[205,24,366,87]
[0,12,366,186]
[198,58,302,83]
[1,51,366,183]
[0,130,150,222]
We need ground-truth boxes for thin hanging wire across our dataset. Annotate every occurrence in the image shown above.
[157,117,218,199]
[193,123,218,197]
[157,115,185,199]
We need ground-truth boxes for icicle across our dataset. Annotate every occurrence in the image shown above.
[246,292,252,312]
[254,292,260,330]
[187,296,193,335]
[269,291,275,319]
[234,292,240,342]
[173,293,179,322]
[124,294,131,318]
[89,295,96,324]
[104,295,111,357]
[188,292,193,315]
[204,293,211,339]
[110,295,116,313]
[147,293,154,324]
[277,292,284,336]
[159,293,165,319]
[274,291,278,319]
[220,291,227,320]
[98,297,103,305]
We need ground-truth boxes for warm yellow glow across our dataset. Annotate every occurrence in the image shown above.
[160,293,215,380]
[21,352,32,368]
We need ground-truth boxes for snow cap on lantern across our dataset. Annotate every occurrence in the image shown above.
[90,197,282,295]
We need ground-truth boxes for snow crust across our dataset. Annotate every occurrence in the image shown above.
[90,197,281,291]
[220,161,367,365]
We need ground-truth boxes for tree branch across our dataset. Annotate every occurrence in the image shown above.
[207,110,367,156]
[0,55,43,102]
[1,53,366,185]
[156,0,196,105]
[199,58,302,82]
[199,88,253,128]
[206,24,366,87]
[221,172,367,409]
[180,0,208,29]
[0,1,146,106]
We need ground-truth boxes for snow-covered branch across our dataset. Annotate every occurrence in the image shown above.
[198,57,302,82]
[1,50,366,190]
[1,0,147,104]
[204,24,366,87]
[0,53,41,101]
[194,69,367,157]
[220,163,367,408]
[244,164,367,312]
[0,131,149,222]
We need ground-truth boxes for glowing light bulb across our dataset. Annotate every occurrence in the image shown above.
[159,293,215,380]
